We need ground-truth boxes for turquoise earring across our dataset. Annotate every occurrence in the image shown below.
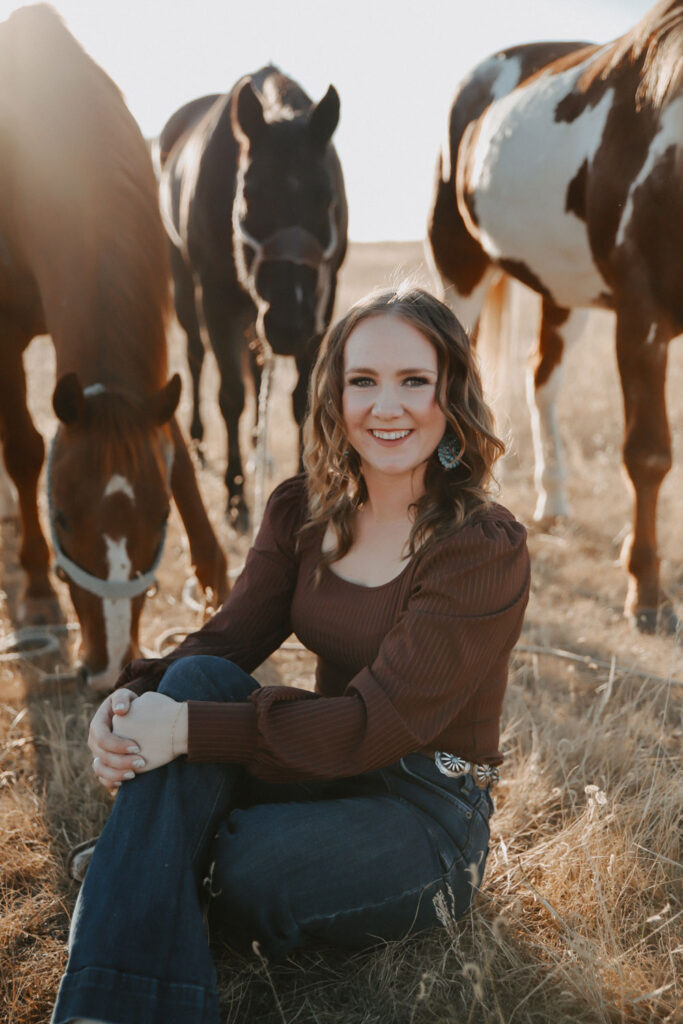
[437,433,461,470]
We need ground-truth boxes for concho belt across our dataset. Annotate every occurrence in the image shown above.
[434,751,500,789]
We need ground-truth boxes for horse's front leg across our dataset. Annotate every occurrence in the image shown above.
[527,300,589,522]
[0,336,59,621]
[169,418,229,606]
[0,448,17,520]
[170,248,206,454]
[615,310,678,633]
[201,284,251,533]
[293,348,317,469]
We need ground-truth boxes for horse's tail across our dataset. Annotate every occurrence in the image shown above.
[475,272,532,448]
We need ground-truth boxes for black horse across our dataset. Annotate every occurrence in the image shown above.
[157,66,348,530]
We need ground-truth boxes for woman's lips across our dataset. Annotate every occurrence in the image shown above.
[368,428,413,442]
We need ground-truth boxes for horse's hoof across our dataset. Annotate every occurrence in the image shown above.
[188,438,206,467]
[630,605,681,636]
[531,513,563,533]
[67,838,98,882]
[17,595,64,627]
[227,501,250,534]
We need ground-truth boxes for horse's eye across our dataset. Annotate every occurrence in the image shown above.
[161,508,170,527]
[55,510,69,532]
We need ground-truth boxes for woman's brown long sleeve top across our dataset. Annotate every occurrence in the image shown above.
[117,476,530,783]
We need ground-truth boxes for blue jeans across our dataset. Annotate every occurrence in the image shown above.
[53,656,492,1024]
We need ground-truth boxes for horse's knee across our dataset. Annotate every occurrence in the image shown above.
[158,655,258,704]
[623,443,672,489]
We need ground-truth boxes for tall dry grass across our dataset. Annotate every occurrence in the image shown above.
[2,243,682,1021]
[1,642,680,1023]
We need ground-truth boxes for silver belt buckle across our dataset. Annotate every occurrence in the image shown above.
[434,752,471,778]
[434,751,500,789]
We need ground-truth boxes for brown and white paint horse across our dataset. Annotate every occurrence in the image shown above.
[0,6,228,690]
[428,0,683,632]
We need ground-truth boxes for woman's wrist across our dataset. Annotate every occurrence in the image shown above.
[171,702,189,757]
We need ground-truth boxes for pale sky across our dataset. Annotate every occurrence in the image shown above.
[2,0,654,240]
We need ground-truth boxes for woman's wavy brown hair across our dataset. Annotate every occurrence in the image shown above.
[302,286,504,570]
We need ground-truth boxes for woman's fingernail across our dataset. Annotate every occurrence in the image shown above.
[123,770,136,780]
[113,702,127,711]
[126,745,140,754]
[132,757,145,769]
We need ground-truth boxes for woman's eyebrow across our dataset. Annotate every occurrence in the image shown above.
[344,366,437,375]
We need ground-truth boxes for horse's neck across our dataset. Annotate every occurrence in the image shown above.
[35,256,168,395]
[51,321,167,396]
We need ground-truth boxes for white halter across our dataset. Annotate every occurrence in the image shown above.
[46,387,174,601]
[232,201,338,339]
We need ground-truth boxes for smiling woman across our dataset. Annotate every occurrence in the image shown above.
[52,287,530,1024]
[342,316,446,482]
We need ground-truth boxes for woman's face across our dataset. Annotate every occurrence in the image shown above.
[342,314,447,488]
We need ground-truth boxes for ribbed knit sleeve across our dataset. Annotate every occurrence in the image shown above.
[115,476,307,696]
[187,508,530,781]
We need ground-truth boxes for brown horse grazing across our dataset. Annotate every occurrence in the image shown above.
[428,0,683,633]
[156,67,348,531]
[0,5,228,691]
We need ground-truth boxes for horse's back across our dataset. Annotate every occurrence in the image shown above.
[429,40,592,302]
[0,2,169,384]
[459,47,619,308]
[446,41,593,149]
[158,94,224,168]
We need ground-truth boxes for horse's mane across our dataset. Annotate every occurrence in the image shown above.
[0,5,170,392]
[601,0,683,109]
[250,66,311,119]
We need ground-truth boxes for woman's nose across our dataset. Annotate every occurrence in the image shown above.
[372,386,402,417]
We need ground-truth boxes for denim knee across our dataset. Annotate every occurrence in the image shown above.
[158,655,259,705]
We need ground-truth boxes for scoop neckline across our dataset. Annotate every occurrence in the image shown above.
[323,554,415,591]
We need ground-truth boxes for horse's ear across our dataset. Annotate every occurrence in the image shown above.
[150,374,181,425]
[308,86,340,149]
[232,80,266,145]
[53,373,85,426]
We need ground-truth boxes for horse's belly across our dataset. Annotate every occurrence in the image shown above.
[463,56,613,308]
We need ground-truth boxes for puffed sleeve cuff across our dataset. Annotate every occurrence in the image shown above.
[186,699,258,762]
[186,684,321,766]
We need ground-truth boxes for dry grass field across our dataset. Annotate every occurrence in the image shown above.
[1,241,681,1023]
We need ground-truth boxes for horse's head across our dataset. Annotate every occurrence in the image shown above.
[231,77,341,355]
[49,373,181,692]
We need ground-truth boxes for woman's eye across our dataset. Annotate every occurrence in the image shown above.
[348,376,375,387]
[403,376,430,387]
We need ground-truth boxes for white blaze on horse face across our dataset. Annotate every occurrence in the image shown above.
[89,472,136,692]
[615,95,683,248]
[87,535,133,693]
[104,474,136,502]
[465,52,613,308]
